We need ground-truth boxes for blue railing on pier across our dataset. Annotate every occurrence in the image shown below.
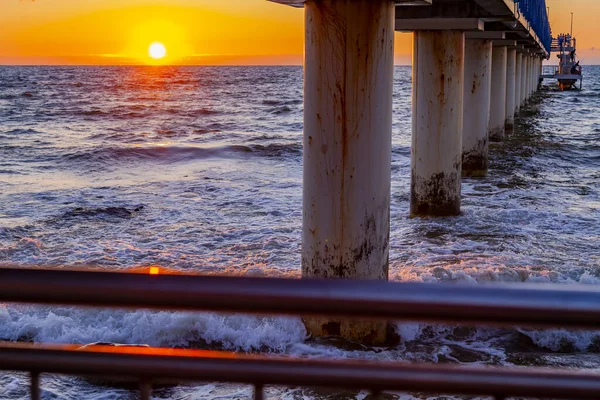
[516,0,552,53]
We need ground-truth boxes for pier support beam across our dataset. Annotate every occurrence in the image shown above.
[303,0,394,345]
[505,48,516,133]
[462,39,492,177]
[515,52,522,115]
[411,31,464,216]
[489,45,507,141]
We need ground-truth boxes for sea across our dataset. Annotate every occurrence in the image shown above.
[0,65,599,400]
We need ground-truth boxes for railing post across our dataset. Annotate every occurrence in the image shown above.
[254,384,264,400]
[30,372,40,400]
[139,382,152,400]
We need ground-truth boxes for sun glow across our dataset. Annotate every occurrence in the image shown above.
[148,42,166,60]
[149,266,160,275]
[0,3,307,65]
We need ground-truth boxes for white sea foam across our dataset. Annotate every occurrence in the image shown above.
[0,305,306,352]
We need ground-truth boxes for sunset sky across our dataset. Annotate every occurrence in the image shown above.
[0,0,598,65]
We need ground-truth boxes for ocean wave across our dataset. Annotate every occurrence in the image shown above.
[0,306,306,353]
[518,328,600,352]
[61,143,302,167]
[2,128,43,136]
[262,99,302,106]
[61,206,144,220]
[167,108,219,117]
[270,105,292,114]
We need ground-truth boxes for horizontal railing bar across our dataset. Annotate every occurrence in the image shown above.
[1,268,600,328]
[1,343,599,399]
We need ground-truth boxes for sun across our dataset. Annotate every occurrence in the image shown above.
[148,42,167,60]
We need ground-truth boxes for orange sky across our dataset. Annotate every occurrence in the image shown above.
[0,0,597,65]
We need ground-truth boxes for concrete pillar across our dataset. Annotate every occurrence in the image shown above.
[532,58,537,94]
[411,31,464,216]
[520,55,528,105]
[536,58,540,90]
[528,56,533,97]
[525,54,531,102]
[505,48,517,133]
[462,39,492,177]
[536,58,541,91]
[303,0,394,345]
[489,45,507,141]
[532,57,540,93]
[530,56,535,96]
[515,52,522,114]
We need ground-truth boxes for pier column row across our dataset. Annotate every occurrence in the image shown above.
[505,48,517,133]
[462,39,492,177]
[489,44,507,141]
[411,31,464,216]
[303,0,394,345]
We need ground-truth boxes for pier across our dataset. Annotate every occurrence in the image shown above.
[271,0,550,343]
[5,1,598,398]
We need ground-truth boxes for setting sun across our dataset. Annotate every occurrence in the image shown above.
[148,42,166,60]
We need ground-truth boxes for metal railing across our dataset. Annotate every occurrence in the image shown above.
[515,0,552,53]
[1,268,600,399]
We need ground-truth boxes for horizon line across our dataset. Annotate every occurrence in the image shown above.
[0,63,416,67]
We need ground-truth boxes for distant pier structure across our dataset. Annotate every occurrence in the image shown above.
[271,0,551,344]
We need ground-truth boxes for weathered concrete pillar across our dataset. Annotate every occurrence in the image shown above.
[529,56,535,97]
[540,58,544,88]
[536,58,540,90]
[528,56,533,97]
[536,57,541,91]
[462,39,492,177]
[521,55,528,105]
[532,57,537,94]
[489,45,507,141]
[505,48,517,133]
[531,57,539,93]
[515,52,522,115]
[303,0,394,345]
[411,31,464,216]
